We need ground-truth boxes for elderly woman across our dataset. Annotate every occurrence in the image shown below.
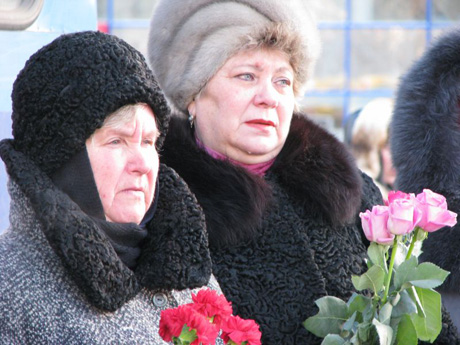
[147,1,460,344]
[391,27,460,335]
[0,31,218,344]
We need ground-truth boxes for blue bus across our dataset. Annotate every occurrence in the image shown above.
[0,0,98,232]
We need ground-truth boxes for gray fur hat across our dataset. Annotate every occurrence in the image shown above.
[147,0,320,115]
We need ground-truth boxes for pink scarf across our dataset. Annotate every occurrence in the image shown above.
[196,137,274,176]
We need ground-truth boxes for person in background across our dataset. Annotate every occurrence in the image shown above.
[146,1,460,344]
[0,31,218,344]
[346,97,396,199]
[391,27,460,334]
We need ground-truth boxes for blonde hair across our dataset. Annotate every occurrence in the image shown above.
[240,22,309,97]
[194,23,308,110]
[351,98,394,179]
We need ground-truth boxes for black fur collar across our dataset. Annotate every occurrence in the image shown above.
[162,114,362,249]
[0,139,211,311]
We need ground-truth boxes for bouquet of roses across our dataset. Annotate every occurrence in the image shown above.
[159,289,262,345]
[303,189,457,345]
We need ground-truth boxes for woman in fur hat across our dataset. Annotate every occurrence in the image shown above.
[391,27,460,335]
[0,31,219,344]
[147,1,460,344]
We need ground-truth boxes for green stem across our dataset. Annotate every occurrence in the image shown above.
[405,227,420,260]
[382,237,398,305]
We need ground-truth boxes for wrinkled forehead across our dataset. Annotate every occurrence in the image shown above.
[101,103,156,129]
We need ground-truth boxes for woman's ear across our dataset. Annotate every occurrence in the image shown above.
[187,100,196,118]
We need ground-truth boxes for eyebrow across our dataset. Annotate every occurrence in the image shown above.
[234,63,293,74]
[104,125,159,138]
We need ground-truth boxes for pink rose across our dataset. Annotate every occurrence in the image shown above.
[360,205,395,245]
[387,197,422,235]
[386,190,413,205]
[415,189,457,232]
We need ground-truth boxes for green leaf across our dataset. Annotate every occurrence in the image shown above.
[393,256,418,291]
[372,318,393,345]
[395,314,418,345]
[379,302,393,325]
[348,293,372,319]
[303,296,349,338]
[179,325,198,344]
[407,286,425,318]
[357,322,372,342]
[393,241,409,268]
[389,291,400,306]
[410,288,442,342]
[350,333,359,345]
[321,334,346,345]
[392,290,417,318]
[352,265,385,293]
[342,311,357,332]
[368,242,389,270]
[408,262,450,289]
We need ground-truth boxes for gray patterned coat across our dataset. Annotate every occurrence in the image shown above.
[0,140,219,345]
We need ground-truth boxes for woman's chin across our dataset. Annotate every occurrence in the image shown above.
[230,146,279,164]
[106,209,145,224]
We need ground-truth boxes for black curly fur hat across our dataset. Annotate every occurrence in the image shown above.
[11,30,170,176]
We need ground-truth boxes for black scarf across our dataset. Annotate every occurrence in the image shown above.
[51,148,156,269]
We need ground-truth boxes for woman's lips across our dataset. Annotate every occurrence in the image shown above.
[246,119,275,127]
[121,187,144,195]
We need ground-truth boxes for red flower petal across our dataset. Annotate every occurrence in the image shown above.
[221,315,262,345]
[191,289,233,327]
[159,304,218,345]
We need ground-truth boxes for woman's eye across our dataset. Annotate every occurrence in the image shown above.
[143,138,154,146]
[109,139,121,145]
[276,78,292,87]
[237,73,254,81]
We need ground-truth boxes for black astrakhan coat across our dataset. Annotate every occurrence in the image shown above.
[391,27,460,334]
[162,113,379,344]
[164,112,460,344]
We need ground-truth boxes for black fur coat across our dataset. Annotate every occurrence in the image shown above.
[162,114,383,344]
[391,28,460,292]
[391,28,460,334]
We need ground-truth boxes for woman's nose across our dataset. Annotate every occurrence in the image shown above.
[128,147,155,174]
[254,81,279,108]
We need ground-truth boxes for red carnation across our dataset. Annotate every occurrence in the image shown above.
[221,315,262,345]
[159,304,218,345]
[191,289,233,327]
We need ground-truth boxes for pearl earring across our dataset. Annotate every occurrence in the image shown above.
[188,112,195,129]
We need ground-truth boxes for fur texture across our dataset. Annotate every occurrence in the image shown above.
[161,114,382,344]
[12,31,170,176]
[163,114,363,249]
[147,0,320,114]
[0,139,212,311]
[391,27,460,292]
[273,115,364,226]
